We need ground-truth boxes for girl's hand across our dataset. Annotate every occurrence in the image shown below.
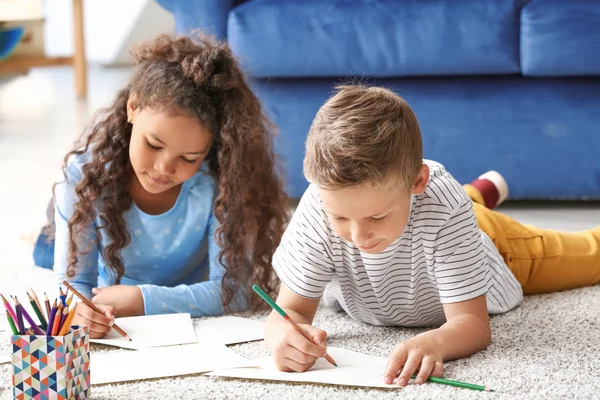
[383,335,444,386]
[72,302,116,339]
[91,285,145,317]
[268,320,329,373]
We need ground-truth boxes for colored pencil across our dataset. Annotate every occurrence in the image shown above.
[15,297,45,335]
[51,303,63,335]
[59,287,67,307]
[13,296,25,334]
[252,285,338,367]
[58,307,77,336]
[43,293,51,320]
[46,301,58,336]
[411,373,494,392]
[57,306,69,333]
[29,288,44,319]
[62,280,132,341]
[66,293,74,307]
[27,292,48,330]
[6,314,18,335]
[1,293,17,322]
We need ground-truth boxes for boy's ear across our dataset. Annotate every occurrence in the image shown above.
[411,164,430,195]
[126,94,138,123]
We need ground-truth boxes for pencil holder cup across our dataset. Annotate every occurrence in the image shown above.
[10,325,90,400]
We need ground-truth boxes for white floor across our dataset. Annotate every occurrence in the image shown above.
[0,65,599,262]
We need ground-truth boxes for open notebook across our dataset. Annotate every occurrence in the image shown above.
[90,313,197,350]
[208,347,400,389]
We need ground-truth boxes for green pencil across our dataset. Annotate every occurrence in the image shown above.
[27,292,48,330]
[411,373,494,392]
[6,314,18,335]
[252,284,338,367]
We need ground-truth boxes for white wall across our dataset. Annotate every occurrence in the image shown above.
[44,0,175,65]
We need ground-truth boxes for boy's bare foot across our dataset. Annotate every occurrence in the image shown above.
[470,171,509,209]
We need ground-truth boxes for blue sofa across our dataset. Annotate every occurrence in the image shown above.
[157,0,600,200]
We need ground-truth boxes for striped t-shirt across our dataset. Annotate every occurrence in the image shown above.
[273,160,523,327]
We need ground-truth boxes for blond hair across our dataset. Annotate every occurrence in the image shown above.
[303,84,423,189]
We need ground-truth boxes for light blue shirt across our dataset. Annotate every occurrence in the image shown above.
[53,151,246,316]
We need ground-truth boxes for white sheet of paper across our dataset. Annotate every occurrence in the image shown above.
[194,316,264,345]
[91,343,254,385]
[208,347,399,389]
[90,313,197,350]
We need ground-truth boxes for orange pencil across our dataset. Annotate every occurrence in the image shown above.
[58,307,77,336]
[62,280,132,341]
[51,303,63,336]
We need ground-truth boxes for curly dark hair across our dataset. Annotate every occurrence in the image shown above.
[55,33,288,311]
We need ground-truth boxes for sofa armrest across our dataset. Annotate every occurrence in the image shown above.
[156,0,235,39]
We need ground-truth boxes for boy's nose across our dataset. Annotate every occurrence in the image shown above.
[351,224,373,245]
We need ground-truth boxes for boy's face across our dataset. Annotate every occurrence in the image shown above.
[320,166,429,254]
[127,104,212,195]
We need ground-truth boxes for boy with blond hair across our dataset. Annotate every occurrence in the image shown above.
[265,85,600,386]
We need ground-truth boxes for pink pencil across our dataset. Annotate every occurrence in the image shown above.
[1,293,17,322]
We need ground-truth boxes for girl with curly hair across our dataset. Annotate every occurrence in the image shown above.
[33,33,288,338]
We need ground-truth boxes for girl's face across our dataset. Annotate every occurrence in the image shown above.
[127,105,213,195]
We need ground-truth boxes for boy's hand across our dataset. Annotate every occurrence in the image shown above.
[384,335,444,386]
[91,285,145,317]
[269,321,329,372]
[71,302,116,339]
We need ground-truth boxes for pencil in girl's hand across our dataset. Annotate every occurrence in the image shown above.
[62,280,132,341]
[15,297,45,335]
[43,292,51,319]
[6,314,18,335]
[27,292,48,330]
[46,300,58,336]
[252,284,338,367]
[29,288,44,319]
[0,293,17,322]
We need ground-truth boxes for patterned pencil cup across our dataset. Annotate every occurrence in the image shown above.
[11,326,91,400]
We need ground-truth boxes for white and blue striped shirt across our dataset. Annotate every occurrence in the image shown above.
[273,161,523,327]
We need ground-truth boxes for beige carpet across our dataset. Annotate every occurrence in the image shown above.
[1,251,599,399]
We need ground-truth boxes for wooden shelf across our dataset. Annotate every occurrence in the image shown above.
[0,0,86,98]
[0,55,73,72]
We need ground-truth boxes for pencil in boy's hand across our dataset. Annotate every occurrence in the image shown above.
[27,292,48,330]
[252,284,338,367]
[1,293,17,322]
[410,373,495,392]
[62,280,132,341]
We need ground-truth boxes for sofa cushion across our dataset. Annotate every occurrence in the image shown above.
[228,0,521,78]
[521,0,600,76]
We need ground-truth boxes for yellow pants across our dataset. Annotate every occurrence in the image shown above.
[464,185,600,295]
